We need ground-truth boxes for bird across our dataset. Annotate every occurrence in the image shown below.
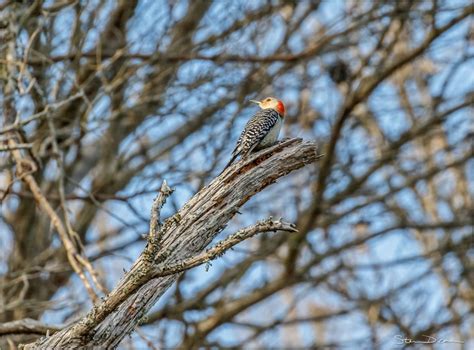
[223,97,285,171]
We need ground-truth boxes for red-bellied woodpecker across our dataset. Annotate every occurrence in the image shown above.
[223,97,286,170]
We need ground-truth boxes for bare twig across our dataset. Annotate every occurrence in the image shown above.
[0,319,61,336]
[153,218,298,278]
[0,92,84,135]
[7,138,103,302]
[0,143,32,151]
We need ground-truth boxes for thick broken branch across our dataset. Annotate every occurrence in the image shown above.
[27,138,320,349]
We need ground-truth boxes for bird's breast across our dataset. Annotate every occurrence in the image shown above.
[256,117,282,150]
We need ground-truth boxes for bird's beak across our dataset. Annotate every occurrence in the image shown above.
[249,99,260,105]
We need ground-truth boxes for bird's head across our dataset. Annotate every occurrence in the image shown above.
[250,97,285,117]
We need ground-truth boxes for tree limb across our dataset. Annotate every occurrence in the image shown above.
[0,318,61,336]
[153,218,298,278]
[26,138,320,349]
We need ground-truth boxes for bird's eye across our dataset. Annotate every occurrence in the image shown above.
[266,98,271,102]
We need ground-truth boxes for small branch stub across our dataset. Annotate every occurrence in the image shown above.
[147,180,173,254]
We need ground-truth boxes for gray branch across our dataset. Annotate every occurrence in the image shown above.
[152,218,298,278]
[26,138,320,349]
[147,180,173,254]
[0,319,61,336]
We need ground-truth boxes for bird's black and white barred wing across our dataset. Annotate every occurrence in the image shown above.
[237,108,281,156]
[222,109,281,171]
[232,109,281,156]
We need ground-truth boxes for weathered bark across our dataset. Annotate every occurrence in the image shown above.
[26,138,320,349]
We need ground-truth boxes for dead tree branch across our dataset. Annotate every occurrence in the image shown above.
[152,218,298,278]
[26,138,320,349]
